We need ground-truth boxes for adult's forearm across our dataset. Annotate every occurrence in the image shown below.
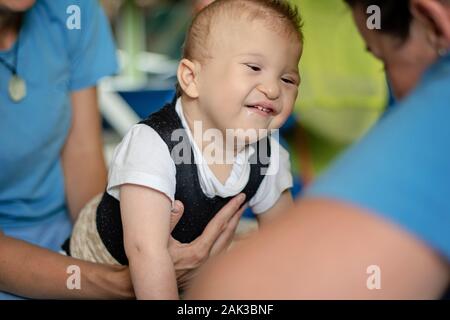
[187,198,449,299]
[63,87,107,221]
[0,233,133,299]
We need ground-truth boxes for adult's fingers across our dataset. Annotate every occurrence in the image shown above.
[193,193,246,253]
[210,204,247,256]
[170,200,184,233]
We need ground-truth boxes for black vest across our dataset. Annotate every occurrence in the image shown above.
[95,101,271,265]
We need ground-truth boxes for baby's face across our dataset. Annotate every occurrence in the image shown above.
[195,18,302,142]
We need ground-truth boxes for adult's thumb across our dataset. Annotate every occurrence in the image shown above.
[170,200,184,232]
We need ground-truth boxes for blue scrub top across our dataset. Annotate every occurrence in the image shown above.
[0,0,117,299]
[306,53,450,262]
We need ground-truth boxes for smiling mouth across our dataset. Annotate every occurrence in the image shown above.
[245,104,274,115]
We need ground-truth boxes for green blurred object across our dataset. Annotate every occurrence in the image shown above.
[289,0,388,176]
[119,0,146,82]
[144,1,192,60]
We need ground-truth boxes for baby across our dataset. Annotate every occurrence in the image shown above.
[66,0,303,299]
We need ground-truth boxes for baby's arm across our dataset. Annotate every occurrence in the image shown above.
[256,190,293,227]
[254,137,294,227]
[120,184,178,299]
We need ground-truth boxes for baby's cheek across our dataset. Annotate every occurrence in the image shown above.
[281,104,294,120]
[286,91,298,113]
[268,115,288,130]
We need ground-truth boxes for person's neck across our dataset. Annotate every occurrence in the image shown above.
[0,10,22,50]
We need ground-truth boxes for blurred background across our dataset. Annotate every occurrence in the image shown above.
[96,0,390,216]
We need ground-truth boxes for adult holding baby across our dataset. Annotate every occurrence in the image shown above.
[0,0,245,299]
[187,0,450,299]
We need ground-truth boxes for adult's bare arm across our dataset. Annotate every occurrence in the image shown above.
[62,87,107,221]
[187,198,449,299]
[0,193,244,299]
[0,229,134,299]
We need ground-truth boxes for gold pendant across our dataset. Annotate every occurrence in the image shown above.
[9,74,26,103]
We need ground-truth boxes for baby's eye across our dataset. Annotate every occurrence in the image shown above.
[281,78,296,85]
[245,64,261,72]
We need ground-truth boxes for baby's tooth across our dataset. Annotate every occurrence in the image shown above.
[255,105,270,113]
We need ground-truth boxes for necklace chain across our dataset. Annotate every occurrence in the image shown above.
[0,12,22,76]
[1,12,26,103]
[0,53,17,75]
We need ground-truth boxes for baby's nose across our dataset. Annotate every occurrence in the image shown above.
[257,81,280,100]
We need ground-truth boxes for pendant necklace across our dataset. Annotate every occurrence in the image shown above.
[0,34,26,103]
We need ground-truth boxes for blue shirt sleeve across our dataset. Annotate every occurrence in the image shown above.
[66,0,118,90]
[306,55,450,262]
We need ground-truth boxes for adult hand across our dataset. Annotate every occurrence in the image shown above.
[168,194,247,290]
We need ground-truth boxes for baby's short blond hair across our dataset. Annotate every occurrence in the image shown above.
[176,0,303,97]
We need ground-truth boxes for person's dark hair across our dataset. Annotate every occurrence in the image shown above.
[344,0,412,40]
[175,0,303,97]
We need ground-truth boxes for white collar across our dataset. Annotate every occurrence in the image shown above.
[175,98,255,198]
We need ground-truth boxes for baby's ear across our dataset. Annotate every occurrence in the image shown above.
[177,59,200,98]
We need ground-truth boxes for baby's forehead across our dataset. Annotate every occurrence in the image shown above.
[185,1,302,63]
[217,21,300,54]
[211,9,294,35]
[208,15,299,47]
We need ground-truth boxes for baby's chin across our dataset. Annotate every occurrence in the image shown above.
[221,117,280,146]
[232,129,270,147]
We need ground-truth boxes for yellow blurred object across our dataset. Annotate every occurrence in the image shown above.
[293,0,388,145]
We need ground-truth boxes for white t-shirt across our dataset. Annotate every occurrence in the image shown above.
[106,99,293,214]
